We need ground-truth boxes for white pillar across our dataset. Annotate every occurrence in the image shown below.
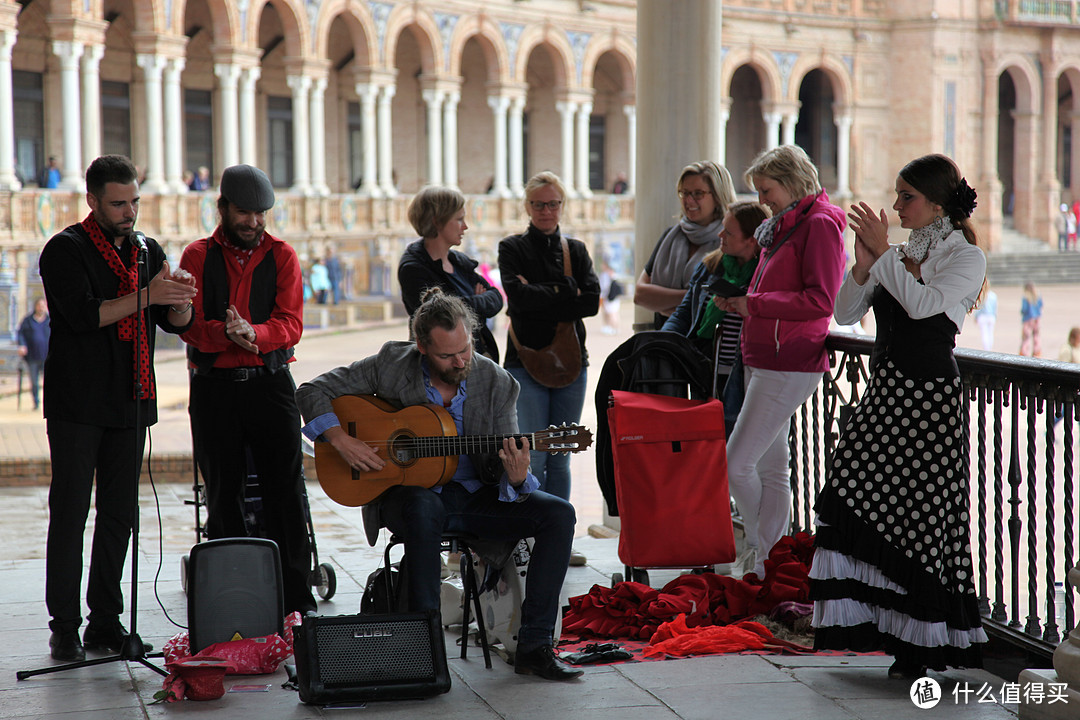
[309,76,328,195]
[238,66,260,166]
[80,44,104,171]
[782,113,797,147]
[835,114,852,198]
[623,104,636,195]
[717,105,729,167]
[508,95,525,197]
[136,53,168,193]
[356,83,380,197]
[214,63,241,170]
[376,84,396,196]
[163,57,186,192]
[556,100,577,195]
[52,41,84,190]
[422,88,444,186]
[287,74,311,195]
[487,95,510,197]
[442,91,459,190]
[576,101,593,198]
[763,111,782,151]
[0,31,20,189]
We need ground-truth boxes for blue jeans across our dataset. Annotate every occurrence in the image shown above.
[507,366,588,501]
[379,482,575,653]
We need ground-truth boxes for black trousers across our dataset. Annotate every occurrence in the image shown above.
[46,419,144,633]
[189,368,317,615]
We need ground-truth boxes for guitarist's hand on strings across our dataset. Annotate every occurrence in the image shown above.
[324,426,385,473]
[499,436,531,487]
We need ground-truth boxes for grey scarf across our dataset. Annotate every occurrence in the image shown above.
[650,217,724,289]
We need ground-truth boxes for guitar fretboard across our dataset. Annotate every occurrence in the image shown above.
[396,433,533,460]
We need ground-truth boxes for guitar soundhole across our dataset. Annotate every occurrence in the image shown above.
[388,431,417,466]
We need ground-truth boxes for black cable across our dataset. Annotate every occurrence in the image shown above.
[146,426,187,630]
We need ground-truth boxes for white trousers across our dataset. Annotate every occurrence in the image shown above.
[725,365,821,574]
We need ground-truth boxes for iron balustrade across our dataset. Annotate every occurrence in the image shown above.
[784,331,1080,658]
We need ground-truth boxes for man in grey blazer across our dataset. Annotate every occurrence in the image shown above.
[296,289,582,681]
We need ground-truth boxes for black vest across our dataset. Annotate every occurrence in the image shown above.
[186,243,294,372]
[870,284,959,379]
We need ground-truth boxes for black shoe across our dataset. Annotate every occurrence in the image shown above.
[83,623,153,654]
[888,659,927,679]
[514,645,584,681]
[49,631,85,662]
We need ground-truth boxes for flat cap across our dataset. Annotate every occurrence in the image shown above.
[219,164,275,212]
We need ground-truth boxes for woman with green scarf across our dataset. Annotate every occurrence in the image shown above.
[662,201,769,376]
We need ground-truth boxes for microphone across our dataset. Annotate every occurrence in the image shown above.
[132,231,148,252]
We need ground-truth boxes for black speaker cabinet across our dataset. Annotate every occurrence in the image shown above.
[293,611,450,704]
[187,538,284,653]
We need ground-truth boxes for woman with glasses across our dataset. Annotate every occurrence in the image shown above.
[714,145,846,579]
[399,185,503,361]
[498,172,600,536]
[634,161,737,329]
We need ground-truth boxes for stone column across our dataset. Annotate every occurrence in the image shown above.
[136,53,167,193]
[1038,58,1061,245]
[487,95,510,197]
[575,100,593,198]
[163,57,186,192]
[376,84,396,196]
[782,112,797,146]
[309,76,329,195]
[624,103,636,195]
[442,90,460,190]
[763,111,782,151]
[80,44,104,171]
[556,100,577,195]
[238,66,260,166]
[422,89,444,186]
[834,113,852,199]
[0,31,20,189]
[980,54,1003,252]
[214,62,241,169]
[287,74,311,195]
[508,95,525,196]
[52,41,84,190]
[356,83,380,197]
[717,102,729,167]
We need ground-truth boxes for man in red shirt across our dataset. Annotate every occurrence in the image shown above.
[180,164,316,616]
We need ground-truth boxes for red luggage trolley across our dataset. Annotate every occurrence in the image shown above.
[607,389,735,585]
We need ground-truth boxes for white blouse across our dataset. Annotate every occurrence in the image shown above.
[834,230,986,332]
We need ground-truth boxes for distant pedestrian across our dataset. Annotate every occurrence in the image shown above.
[1058,203,1074,252]
[38,156,60,189]
[309,258,331,304]
[1060,326,1080,365]
[16,297,50,410]
[324,246,343,304]
[974,281,997,351]
[1019,281,1043,356]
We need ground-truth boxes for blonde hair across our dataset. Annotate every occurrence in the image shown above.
[744,145,822,202]
[523,171,567,211]
[677,161,737,221]
[407,185,466,239]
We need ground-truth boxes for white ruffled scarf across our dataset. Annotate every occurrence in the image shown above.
[898,216,953,263]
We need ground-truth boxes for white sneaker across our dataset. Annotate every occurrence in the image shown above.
[716,546,757,577]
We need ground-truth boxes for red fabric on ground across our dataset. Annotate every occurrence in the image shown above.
[564,532,815,640]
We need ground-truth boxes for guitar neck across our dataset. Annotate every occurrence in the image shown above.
[407,433,533,459]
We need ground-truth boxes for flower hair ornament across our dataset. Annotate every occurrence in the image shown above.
[951,178,978,219]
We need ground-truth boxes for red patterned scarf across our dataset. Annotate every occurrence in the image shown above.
[82,213,155,400]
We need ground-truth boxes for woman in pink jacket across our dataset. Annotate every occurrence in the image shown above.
[716,145,846,579]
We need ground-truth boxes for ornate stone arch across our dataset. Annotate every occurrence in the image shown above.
[721,47,781,104]
[787,53,853,107]
[514,23,574,88]
[447,13,508,84]
[1059,63,1080,104]
[246,0,309,59]
[382,3,440,74]
[174,0,240,49]
[580,30,635,90]
[993,54,1040,114]
[311,0,376,66]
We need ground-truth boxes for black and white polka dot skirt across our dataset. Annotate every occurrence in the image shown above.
[810,359,987,669]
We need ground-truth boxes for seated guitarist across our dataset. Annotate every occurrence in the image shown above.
[295,288,582,681]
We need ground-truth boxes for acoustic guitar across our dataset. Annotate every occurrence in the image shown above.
[313,394,594,507]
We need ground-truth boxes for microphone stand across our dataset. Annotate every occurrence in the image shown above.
[19,237,166,680]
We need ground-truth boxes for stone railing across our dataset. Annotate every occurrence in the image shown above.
[996,0,1080,24]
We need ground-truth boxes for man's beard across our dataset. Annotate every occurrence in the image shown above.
[223,221,264,250]
[437,360,472,386]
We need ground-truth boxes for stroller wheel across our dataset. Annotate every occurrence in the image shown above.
[314,562,337,600]
[611,572,624,586]
[180,555,190,595]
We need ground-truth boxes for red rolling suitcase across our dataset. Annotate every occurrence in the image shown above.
[607,390,735,574]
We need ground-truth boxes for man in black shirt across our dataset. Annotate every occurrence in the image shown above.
[39,155,196,662]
